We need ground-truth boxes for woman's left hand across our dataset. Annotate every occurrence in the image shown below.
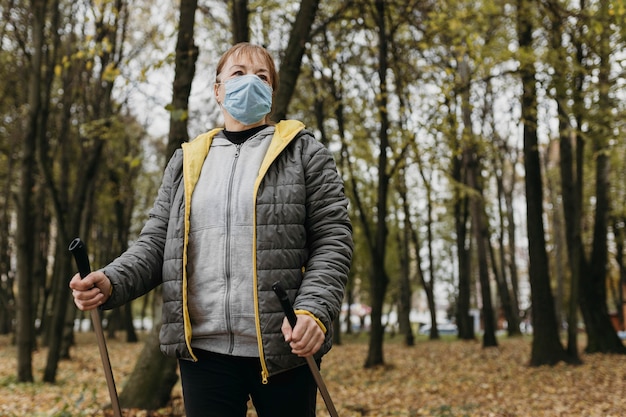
[281,314,325,357]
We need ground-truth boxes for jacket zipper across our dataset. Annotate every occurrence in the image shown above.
[252,153,270,385]
[252,217,269,384]
[227,140,269,383]
[224,143,242,354]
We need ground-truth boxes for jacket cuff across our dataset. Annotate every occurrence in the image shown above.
[294,309,327,334]
[99,268,118,310]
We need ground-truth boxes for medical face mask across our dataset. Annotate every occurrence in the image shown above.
[221,74,273,125]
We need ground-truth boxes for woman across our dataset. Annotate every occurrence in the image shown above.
[70,42,353,417]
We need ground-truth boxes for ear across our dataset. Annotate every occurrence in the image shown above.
[214,83,221,104]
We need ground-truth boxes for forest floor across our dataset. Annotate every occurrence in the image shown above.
[0,331,625,417]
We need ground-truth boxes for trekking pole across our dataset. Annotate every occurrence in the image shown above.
[272,282,340,417]
[69,238,123,417]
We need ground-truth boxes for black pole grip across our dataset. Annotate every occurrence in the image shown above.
[272,281,298,328]
[69,238,91,278]
[272,283,340,417]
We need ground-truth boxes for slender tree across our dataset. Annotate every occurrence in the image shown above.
[491,133,522,337]
[414,152,440,340]
[458,55,498,347]
[466,149,498,348]
[450,97,474,340]
[15,0,48,383]
[517,0,572,366]
[272,0,320,122]
[545,0,582,359]
[396,171,415,346]
[230,0,249,43]
[545,0,625,355]
[484,78,522,338]
[361,0,391,368]
[0,16,19,335]
[165,0,199,160]
[580,0,626,354]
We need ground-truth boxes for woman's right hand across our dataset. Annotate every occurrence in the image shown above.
[69,271,112,311]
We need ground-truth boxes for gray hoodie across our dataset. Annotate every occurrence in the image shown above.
[187,130,271,356]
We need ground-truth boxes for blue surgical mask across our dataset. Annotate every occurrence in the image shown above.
[221,74,273,125]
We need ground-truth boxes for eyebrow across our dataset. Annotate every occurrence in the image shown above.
[226,64,269,74]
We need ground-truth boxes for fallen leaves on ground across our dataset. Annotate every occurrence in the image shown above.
[1,333,624,416]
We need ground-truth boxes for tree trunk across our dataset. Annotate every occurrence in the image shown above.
[272,0,320,122]
[559,127,583,358]
[332,316,341,345]
[364,0,390,369]
[123,304,138,343]
[365,260,388,368]
[545,0,583,361]
[397,259,414,346]
[119,290,177,410]
[230,0,249,43]
[614,221,626,330]
[518,0,571,366]
[165,0,199,160]
[545,156,566,331]
[397,175,414,346]
[458,54,497,347]
[448,69,473,341]
[579,0,626,355]
[454,176,473,340]
[468,162,498,348]
[581,140,625,355]
[489,240,520,337]
[118,327,179,410]
[15,0,48,383]
[0,132,15,335]
[504,172,521,329]
[409,210,436,339]
[416,169,438,340]
[492,142,521,336]
[111,160,138,343]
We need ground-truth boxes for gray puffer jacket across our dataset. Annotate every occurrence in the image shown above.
[101,120,353,381]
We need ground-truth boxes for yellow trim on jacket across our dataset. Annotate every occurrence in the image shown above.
[181,127,223,361]
[294,310,328,334]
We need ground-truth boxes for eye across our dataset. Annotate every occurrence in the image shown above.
[257,74,271,85]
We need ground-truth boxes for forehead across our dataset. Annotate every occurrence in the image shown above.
[223,50,270,72]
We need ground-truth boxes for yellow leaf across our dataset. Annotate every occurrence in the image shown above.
[102,63,120,82]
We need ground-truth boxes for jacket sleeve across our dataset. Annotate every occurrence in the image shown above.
[101,150,184,309]
[293,135,353,331]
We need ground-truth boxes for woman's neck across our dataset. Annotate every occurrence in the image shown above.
[223,124,268,145]
[223,116,267,132]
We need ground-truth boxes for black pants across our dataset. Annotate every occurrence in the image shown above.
[179,350,318,417]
